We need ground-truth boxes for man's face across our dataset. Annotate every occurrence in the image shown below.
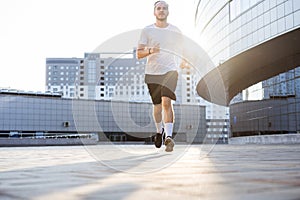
[154,2,169,21]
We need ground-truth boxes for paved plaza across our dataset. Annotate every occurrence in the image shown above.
[0,144,300,200]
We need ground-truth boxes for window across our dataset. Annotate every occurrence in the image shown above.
[230,0,263,21]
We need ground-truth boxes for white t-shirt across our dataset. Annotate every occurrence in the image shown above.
[138,24,183,75]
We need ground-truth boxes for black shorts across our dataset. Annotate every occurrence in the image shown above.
[145,71,178,105]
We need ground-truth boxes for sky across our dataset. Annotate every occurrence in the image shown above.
[0,0,198,92]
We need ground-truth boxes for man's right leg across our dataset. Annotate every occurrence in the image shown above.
[147,83,164,148]
[153,104,162,132]
[153,104,164,148]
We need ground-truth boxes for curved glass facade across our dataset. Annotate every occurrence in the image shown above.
[195,0,300,136]
[195,0,300,65]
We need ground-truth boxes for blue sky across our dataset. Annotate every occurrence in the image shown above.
[0,0,197,91]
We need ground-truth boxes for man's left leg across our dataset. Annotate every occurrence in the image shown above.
[162,96,175,152]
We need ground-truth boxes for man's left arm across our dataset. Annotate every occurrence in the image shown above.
[180,59,190,69]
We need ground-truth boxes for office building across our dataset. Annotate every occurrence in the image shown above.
[194,0,300,136]
[0,90,206,143]
[46,51,198,103]
[46,58,81,98]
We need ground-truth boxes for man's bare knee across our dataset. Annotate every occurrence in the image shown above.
[161,97,171,109]
[153,104,162,112]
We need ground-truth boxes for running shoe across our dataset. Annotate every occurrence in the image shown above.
[154,128,164,148]
[164,136,175,152]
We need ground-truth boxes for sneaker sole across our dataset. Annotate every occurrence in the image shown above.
[165,139,174,152]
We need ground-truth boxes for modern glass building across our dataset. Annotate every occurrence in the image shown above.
[195,0,300,136]
[0,90,206,143]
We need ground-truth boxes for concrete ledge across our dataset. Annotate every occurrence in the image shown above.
[229,134,300,144]
[0,138,98,147]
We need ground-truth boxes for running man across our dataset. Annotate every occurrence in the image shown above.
[137,1,188,152]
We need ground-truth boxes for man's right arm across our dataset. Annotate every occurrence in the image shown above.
[136,43,160,59]
[136,44,151,59]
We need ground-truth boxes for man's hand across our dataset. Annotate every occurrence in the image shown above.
[137,43,161,59]
[150,43,160,54]
[180,59,190,69]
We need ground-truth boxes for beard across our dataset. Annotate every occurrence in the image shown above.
[156,15,167,21]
